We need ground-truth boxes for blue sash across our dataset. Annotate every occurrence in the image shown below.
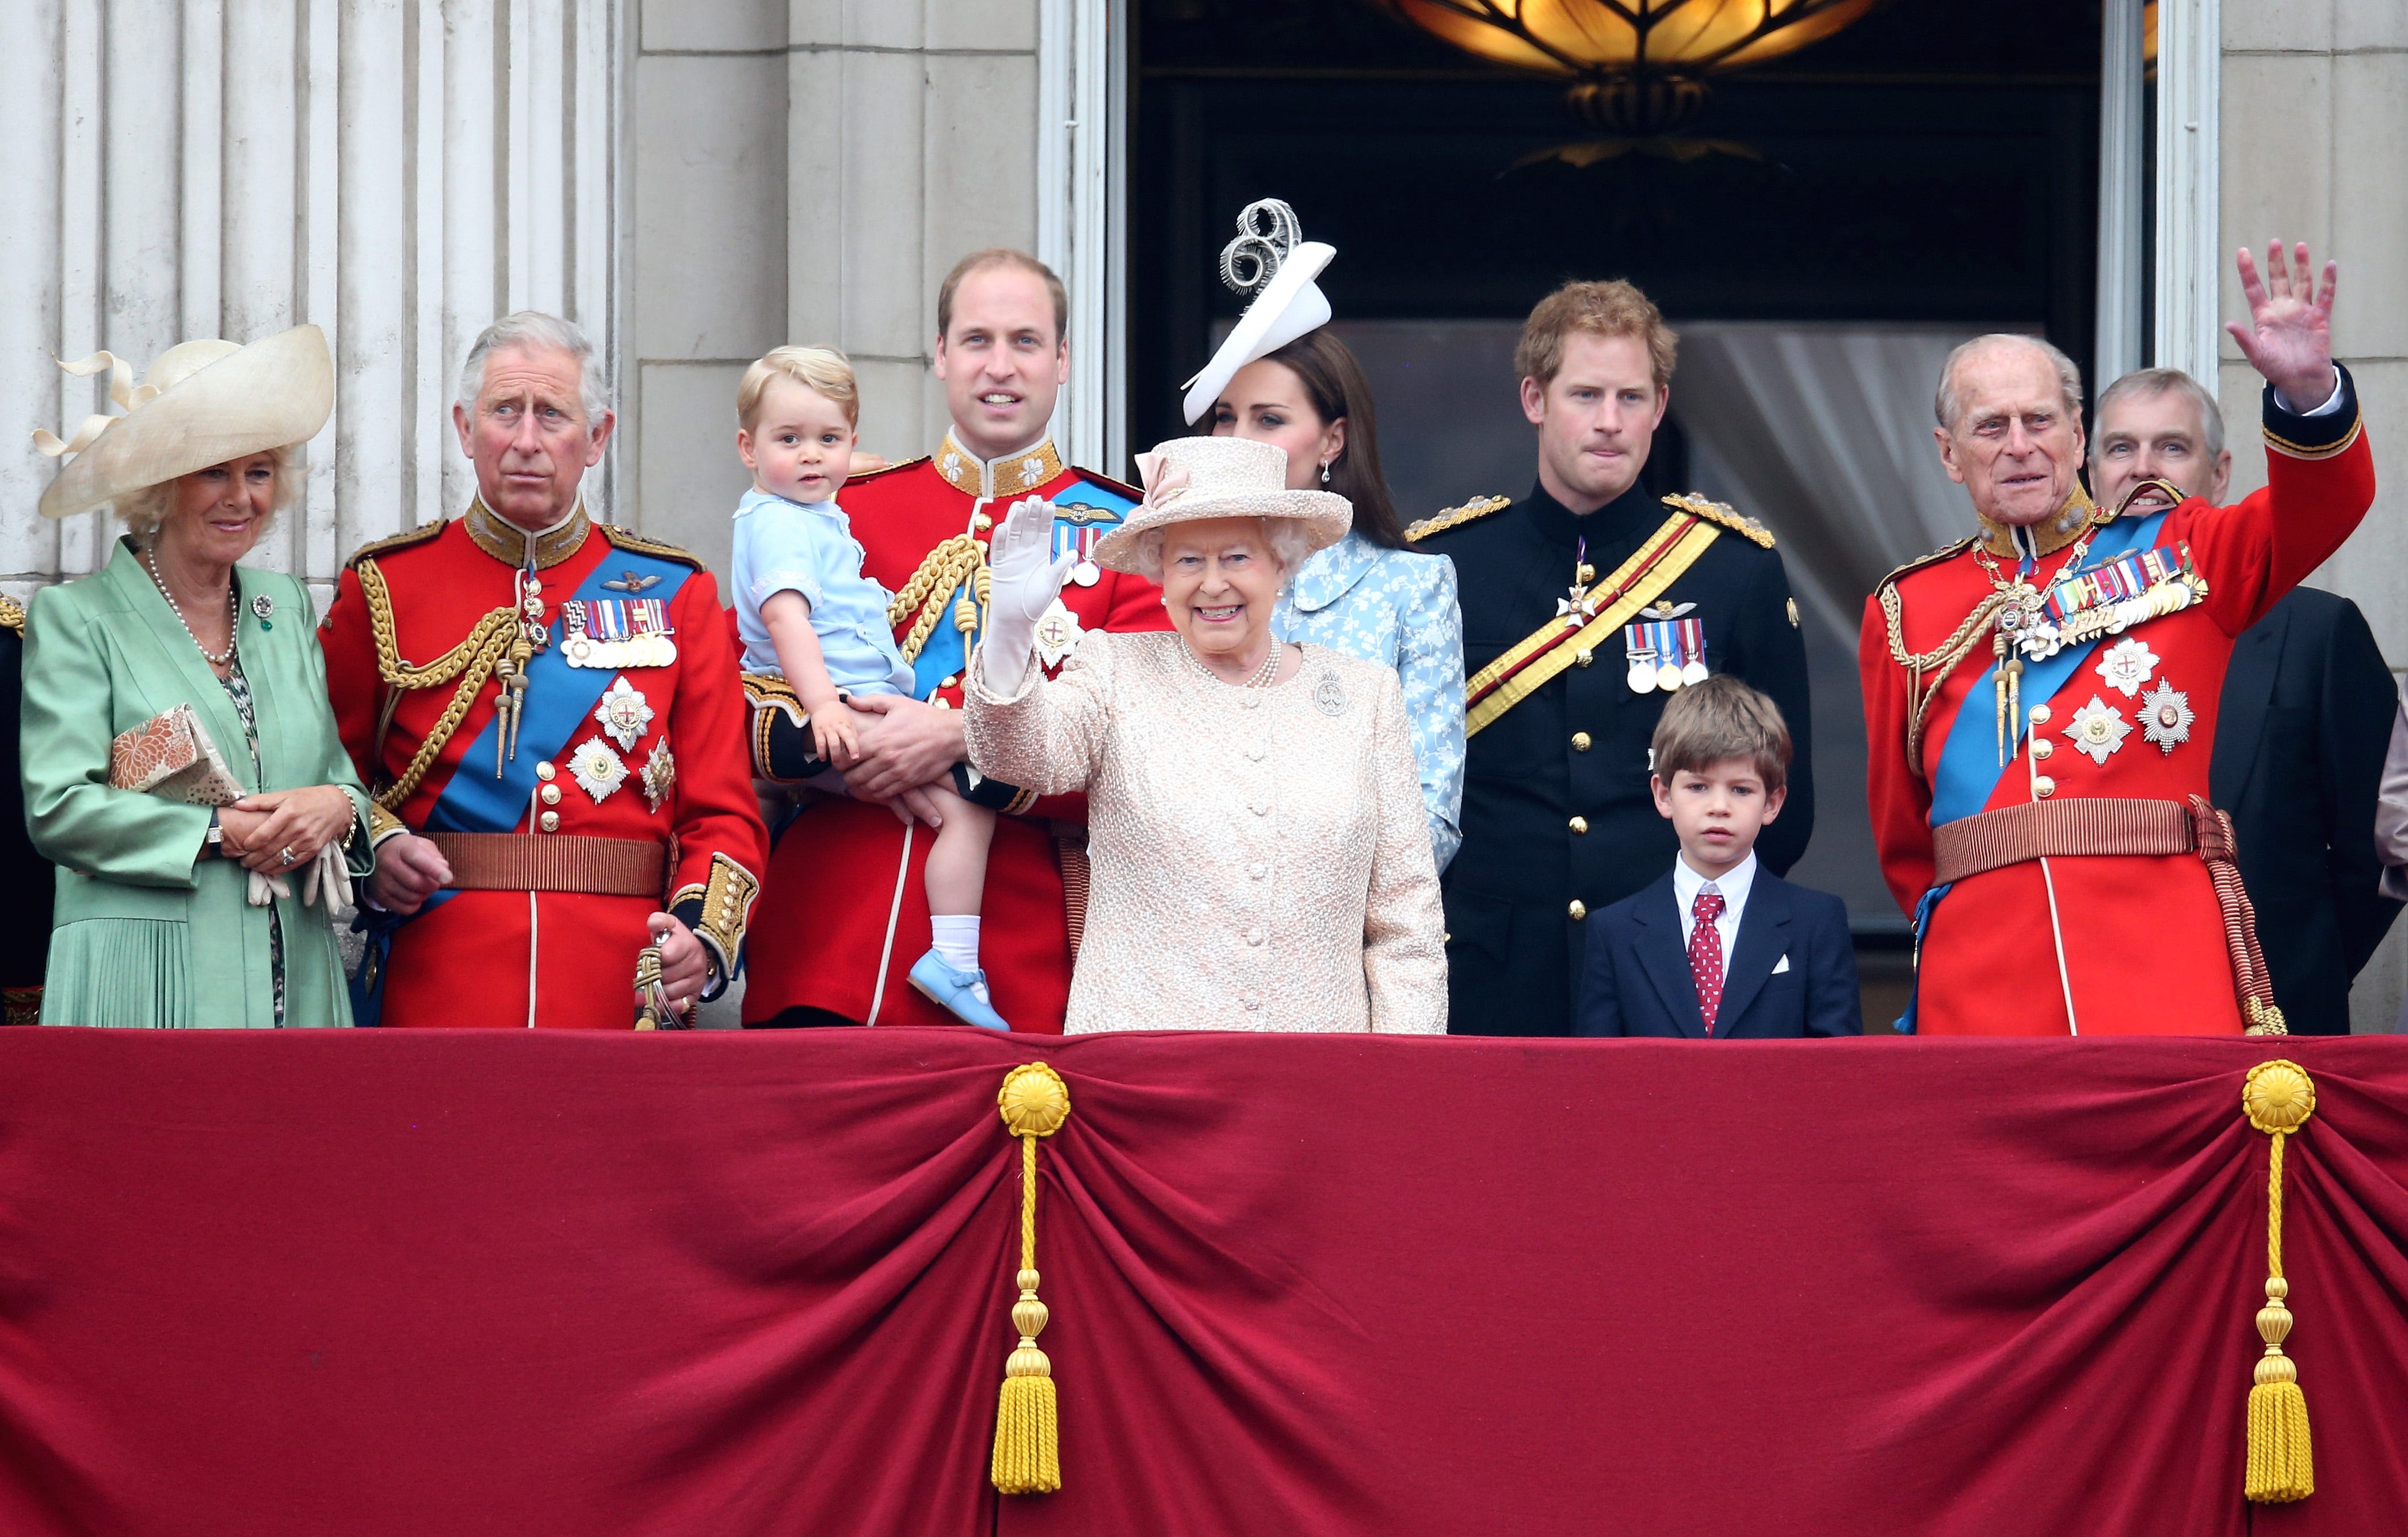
[352,547,692,1023]
[905,473,1139,698]
[1895,510,2167,1031]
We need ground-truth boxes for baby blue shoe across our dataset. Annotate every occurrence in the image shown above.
[908,950,1013,1031]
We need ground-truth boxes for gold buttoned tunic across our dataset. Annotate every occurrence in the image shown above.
[966,632,1447,1035]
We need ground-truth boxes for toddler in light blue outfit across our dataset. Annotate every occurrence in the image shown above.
[730,346,1006,1030]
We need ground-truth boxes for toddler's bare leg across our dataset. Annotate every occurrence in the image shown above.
[921,785,997,917]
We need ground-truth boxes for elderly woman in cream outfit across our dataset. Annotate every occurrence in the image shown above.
[23,326,373,1027]
[966,434,1445,1034]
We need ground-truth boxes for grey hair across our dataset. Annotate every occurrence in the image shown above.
[1935,333,2085,434]
[2095,366,2226,460]
[117,444,306,541]
[456,310,611,422]
[1125,518,1317,583]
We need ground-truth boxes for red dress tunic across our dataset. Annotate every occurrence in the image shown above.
[739,434,1172,1031]
[1860,380,2375,1035]
[320,505,769,1029]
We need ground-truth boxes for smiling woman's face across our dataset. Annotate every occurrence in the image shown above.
[1160,516,1284,662]
[161,452,279,570]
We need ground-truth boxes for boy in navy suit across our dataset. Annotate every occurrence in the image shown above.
[1575,676,1861,1038]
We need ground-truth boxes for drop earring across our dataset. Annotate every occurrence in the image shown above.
[1318,461,1332,485]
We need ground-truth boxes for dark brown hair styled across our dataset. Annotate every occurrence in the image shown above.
[935,249,1069,346]
[1650,674,1791,792]
[1248,330,1406,551]
[1514,278,1678,392]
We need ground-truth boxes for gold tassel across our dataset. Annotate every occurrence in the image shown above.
[2242,1059,2317,1504]
[991,1063,1071,1495]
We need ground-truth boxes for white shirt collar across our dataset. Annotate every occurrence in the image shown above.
[1672,848,1758,916]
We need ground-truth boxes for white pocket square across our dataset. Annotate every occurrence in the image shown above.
[1772,954,1792,974]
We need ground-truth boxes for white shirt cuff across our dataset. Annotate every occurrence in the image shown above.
[2278,371,2346,417]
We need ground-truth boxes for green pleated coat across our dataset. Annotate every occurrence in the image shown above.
[23,539,375,1028]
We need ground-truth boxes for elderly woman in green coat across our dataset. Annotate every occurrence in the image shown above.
[23,325,373,1028]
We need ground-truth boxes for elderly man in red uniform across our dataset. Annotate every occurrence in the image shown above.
[322,312,768,1029]
[741,250,1169,1029]
[1862,243,2375,1036]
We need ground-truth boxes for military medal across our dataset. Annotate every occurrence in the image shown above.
[1071,527,1102,587]
[2063,695,2131,765]
[640,739,677,810]
[561,597,677,669]
[568,738,628,803]
[594,675,655,752]
[2094,637,2159,699]
[1623,618,1706,693]
[1032,598,1085,670]
[1675,617,1709,685]
[2139,680,2194,754]
[1623,624,1658,693]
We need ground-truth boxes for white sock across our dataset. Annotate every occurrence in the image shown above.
[930,914,982,977]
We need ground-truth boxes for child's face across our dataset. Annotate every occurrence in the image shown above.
[738,376,857,503]
[1651,757,1785,878]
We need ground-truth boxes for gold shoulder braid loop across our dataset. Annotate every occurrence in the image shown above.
[356,556,520,810]
[890,536,987,666]
[2242,1059,2317,1504]
[1880,578,2010,775]
[991,1063,1071,1496]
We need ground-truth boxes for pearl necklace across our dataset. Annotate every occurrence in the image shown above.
[144,546,239,668]
[1181,635,1283,691]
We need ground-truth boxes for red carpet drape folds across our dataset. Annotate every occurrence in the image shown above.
[0,1029,2403,1535]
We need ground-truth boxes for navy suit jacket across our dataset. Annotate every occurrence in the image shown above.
[1573,866,1862,1038]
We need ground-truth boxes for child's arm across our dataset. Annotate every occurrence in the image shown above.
[760,592,864,769]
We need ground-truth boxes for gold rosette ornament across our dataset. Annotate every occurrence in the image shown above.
[2242,1059,2317,1504]
[991,1062,1071,1494]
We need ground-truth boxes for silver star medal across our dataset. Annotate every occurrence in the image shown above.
[1033,598,1085,669]
[2094,638,2159,699]
[1557,583,1600,632]
[641,739,677,811]
[2139,681,2195,754]
[594,675,654,752]
[2063,695,2131,765]
[568,738,628,803]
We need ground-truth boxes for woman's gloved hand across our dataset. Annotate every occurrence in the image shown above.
[979,496,1077,693]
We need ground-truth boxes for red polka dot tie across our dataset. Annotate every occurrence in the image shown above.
[1690,889,1727,1036]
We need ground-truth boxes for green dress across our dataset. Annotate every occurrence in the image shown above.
[22,539,375,1028]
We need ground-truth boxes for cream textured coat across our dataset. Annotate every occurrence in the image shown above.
[966,631,1446,1034]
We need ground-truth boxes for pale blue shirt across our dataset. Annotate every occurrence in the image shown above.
[731,487,915,696]
[1274,529,1466,869]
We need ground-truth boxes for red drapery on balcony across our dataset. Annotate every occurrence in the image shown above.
[0,1028,2400,1535]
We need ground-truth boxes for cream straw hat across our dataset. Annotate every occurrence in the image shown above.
[1180,199,1335,426]
[1090,435,1352,575]
[31,324,334,520]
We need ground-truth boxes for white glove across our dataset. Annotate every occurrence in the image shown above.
[303,841,354,911]
[980,496,1077,693]
[246,868,289,907]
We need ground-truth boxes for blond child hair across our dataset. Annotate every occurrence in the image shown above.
[738,345,859,429]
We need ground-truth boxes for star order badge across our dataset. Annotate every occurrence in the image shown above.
[569,738,628,803]
[2063,695,2131,765]
[640,739,677,811]
[2139,680,2195,754]
[1032,598,1085,669]
[2095,637,2159,698]
[594,675,654,752]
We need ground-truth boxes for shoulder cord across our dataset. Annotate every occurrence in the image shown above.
[887,536,988,666]
[356,556,520,810]
[1882,581,2010,773]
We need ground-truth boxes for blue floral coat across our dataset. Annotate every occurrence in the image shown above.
[1275,530,1465,869]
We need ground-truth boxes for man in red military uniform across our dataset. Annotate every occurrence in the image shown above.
[322,312,768,1029]
[741,250,1169,1029]
[1861,242,2375,1036]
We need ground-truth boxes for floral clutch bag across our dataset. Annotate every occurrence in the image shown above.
[108,703,245,806]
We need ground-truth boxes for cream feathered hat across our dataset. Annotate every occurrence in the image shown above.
[1090,435,1352,575]
[1179,199,1335,426]
[31,324,334,520]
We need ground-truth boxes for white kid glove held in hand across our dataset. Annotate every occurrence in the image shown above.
[979,496,1077,692]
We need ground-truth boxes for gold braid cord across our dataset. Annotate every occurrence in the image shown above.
[1881,580,2010,773]
[2242,1061,2317,1504]
[356,556,518,810]
[888,536,987,666]
[991,1063,1071,1496]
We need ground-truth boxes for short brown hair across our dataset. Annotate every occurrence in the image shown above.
[1514,279,1678,392]
[936,249,1068,345]
[1650,674,1791,792]
[738,345,858,429]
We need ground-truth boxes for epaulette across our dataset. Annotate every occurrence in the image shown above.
[1070,467,1143,501]
[600,524,704,570]
[345,518,445,569]
[0,594,22,636]
[1663,493,1774,549]
[845,454,930,485]
[1404,494,1511,543]
[1873,535,1980,595]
